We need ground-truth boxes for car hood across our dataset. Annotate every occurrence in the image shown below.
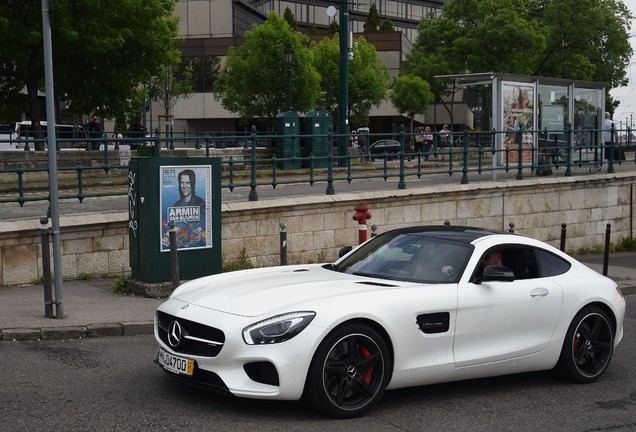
[170,264,400,317]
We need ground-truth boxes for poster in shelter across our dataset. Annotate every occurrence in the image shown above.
[502,83,535,163]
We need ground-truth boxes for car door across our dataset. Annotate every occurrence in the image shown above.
[453,246,564,367]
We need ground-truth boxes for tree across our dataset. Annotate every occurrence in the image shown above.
[311,35,390,129]
[213,12,320,131]
[405,0,632,117]
[364,4,382,32]
[283,7,298,32]
[390,75,434,136]
[379,18,395,32]
[0,0,181,150]
[146,62,194,142]
[527,0,632,111]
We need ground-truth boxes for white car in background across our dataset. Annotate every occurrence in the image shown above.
[154,226,625,418]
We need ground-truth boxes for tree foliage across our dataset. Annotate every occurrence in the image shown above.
[283,7,298,32]
[390,75,434,133]
[213,12,320,130]
[364,4,382,32]
[146,62,194,134]
[405,0,632,109]
[311,35,390,128]
[0,0,181,145]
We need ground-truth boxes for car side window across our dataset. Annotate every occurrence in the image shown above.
[535,249,571,276]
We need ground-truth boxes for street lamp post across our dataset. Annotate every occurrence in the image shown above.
[338,0,349,165]
[284,43,294,111]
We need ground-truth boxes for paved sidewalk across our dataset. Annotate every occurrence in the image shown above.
[0,253,634,341]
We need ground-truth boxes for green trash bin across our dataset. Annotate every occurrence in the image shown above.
[128,156,222,283]
[275,111,300,169]
[304,110,332,168]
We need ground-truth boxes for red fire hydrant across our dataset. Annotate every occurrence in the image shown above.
[352,202,372,244]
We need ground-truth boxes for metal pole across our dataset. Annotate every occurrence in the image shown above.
[279,223,287,266]
[168,221,180,290]
[338,0,349,166]
[40,217,54,318]
[560,223,567,252]
[602,223,611,276]
[42,0,64,318]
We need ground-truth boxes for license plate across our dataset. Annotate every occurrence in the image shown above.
[158,348,194,376]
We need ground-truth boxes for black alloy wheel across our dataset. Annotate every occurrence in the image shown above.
[303,324,391,418]
[556,306,614,383]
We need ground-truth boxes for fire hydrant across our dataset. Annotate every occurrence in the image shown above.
[352,202,372,244]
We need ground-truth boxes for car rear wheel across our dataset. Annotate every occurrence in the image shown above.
[303,324,390,418]
[556,306,614,383]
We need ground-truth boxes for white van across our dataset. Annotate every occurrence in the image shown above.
[0,124,18,150]
[5,121,87,150]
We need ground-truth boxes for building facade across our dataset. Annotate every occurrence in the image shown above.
[164,0,449,137]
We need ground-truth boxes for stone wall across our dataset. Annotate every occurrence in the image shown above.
[0,172,634,286]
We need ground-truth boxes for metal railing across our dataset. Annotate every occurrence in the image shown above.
[1,124,634,205]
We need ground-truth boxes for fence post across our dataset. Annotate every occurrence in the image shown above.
[560,223,567,252]
[325,125,335,195]
[461,129,469,184]
[398,124,406,189]
[565,123,573,176]
[602,223,611,276]
[516,125,524,180]
[168,221,180,290]
[607,123,616,174]
[40,217,54,318]
[249,125,259,202]
[279,223,287,265]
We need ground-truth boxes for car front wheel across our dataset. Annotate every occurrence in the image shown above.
[303,324,391,418]
[556,306,614,383]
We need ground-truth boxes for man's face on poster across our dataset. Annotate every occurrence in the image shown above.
[179,174,193,198]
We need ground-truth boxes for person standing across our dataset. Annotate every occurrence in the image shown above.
[86,115,102,150]
[422,126,434,161]
[603,112,620,161]
[127,118,147,149]
[439,124,452,147]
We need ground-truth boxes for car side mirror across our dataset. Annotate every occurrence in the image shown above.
[481,265,515,282]
[338,245,353,258]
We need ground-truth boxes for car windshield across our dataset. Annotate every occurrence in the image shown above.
[331,231,472,283]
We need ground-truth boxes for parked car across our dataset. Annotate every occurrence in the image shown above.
[153,225,625,418]
[13,121,87,149]
[368,139,401,160]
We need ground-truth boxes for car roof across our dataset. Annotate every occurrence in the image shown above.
[386,225,508,243]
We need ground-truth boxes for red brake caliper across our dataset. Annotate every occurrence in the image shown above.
[359,345,373,385]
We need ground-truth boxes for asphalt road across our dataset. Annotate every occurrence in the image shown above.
[1,295,635,432]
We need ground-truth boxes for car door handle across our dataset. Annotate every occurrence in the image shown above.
[530,288,550,297]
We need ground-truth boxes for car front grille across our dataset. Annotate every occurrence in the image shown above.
[156,310,225,357]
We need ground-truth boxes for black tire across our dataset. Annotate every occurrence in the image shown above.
[556,306,614,383]
[303,324,391,418]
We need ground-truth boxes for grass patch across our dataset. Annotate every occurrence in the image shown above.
[112,274,130,294]
[223,248,255,272]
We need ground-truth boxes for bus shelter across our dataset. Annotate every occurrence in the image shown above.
[435,73,606,179]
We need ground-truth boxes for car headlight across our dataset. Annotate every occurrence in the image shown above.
[243,311,316,345]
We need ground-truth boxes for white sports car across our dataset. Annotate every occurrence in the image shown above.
[154,226,626,418]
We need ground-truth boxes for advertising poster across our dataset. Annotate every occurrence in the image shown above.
[159,165,212,251]
[502,83,535,163]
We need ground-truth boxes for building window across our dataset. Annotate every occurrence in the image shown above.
[182,56,221,92]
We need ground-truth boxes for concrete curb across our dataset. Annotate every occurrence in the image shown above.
[0,321,154,341]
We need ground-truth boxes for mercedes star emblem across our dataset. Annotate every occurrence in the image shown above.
[167,321,183,348]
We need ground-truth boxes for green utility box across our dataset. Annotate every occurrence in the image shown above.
[303,110,333,168]
[128,156,222,283]
[275,111,300,169]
